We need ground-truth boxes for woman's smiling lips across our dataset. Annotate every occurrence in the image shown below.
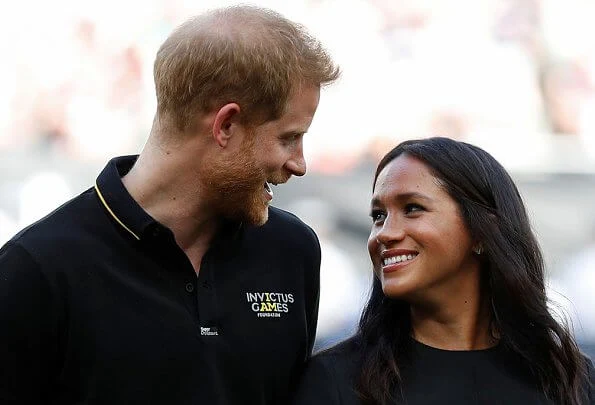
[380,249,419,273]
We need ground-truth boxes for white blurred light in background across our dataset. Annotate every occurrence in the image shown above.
[18,172,73,227]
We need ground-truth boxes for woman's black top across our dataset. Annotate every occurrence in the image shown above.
[292,336,595,404]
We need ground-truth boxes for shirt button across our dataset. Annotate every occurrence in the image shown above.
[185,282,195,293]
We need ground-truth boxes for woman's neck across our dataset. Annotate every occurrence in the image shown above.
[409,289,497,351]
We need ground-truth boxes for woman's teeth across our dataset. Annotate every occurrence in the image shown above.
[383,254,417,266]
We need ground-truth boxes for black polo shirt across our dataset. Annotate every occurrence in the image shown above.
[0,156,321,405]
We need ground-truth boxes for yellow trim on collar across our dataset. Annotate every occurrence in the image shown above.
[94,182,141,241]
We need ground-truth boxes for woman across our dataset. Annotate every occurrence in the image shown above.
[293,137,594,404]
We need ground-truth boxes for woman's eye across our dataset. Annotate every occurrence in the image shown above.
[370,210,386,223]
[404,203,424,214]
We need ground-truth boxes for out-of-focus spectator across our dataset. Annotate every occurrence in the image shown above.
[62,20,146,160]
[427,109,468,140]
[540,60,592,135]
[492,0,541,58]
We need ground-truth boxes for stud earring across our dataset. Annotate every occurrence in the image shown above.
[473,245,483,255]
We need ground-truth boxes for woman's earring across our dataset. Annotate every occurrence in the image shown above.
[473,244,483,255]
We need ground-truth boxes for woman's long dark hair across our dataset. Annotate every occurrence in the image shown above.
[356,137,589,405]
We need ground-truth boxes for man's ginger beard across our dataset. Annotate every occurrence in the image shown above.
[205,133,278,226]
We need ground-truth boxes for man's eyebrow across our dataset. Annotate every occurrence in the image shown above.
[280,130,306,137]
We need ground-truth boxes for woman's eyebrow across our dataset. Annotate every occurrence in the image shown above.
[371,191,435,206]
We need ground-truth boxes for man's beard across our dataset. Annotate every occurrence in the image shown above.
[204,137,271,226]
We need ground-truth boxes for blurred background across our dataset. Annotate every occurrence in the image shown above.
[1,0,594,356]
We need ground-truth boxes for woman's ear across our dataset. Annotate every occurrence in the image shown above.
[473,243,484,255]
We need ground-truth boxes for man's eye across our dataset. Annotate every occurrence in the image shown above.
[370,210,386,223]
[281,133,302,145]
[404,203,424,214]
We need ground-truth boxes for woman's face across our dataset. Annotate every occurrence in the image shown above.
[368,154,480,304]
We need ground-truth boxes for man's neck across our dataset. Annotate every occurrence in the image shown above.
[122,144,220,273]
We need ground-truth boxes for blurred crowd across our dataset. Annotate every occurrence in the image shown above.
[1,0,595,352]
[1,0,595,163]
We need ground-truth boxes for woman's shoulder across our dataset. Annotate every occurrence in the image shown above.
[314,335,361,361]
[291,336,362,405]
[308,336,361,381]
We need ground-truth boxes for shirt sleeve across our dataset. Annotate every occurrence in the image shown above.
[0,242,57,404]
[291,355,342,405]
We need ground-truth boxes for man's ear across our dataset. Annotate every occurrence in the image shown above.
[212,103,241,148]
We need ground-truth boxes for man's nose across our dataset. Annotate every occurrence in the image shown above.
[285,145,306,177]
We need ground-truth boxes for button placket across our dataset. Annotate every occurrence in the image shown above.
[196,251,220,338]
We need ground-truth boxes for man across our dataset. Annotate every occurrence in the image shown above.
[0,5,339,404]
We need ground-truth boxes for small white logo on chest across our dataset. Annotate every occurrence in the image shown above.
[200,326,219,336]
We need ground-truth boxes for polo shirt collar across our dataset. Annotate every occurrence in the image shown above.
[94,155,244,244]
[95,155,155,241]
